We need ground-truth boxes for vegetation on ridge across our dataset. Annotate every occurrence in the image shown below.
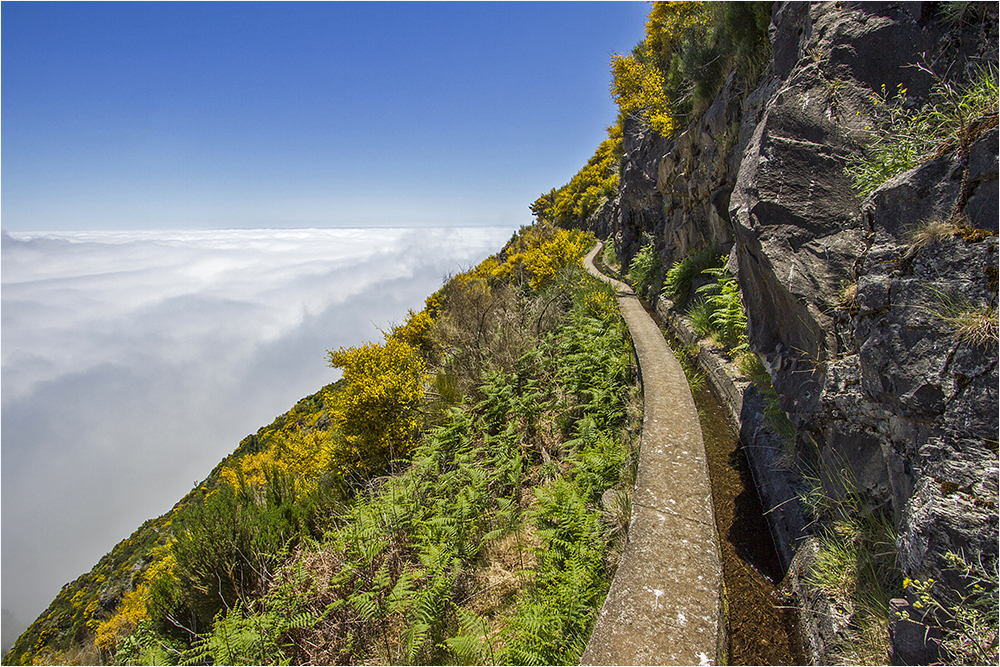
[531,1,773,230]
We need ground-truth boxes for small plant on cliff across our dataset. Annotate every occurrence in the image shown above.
[927,287,999,347]
[627,239,661,298]
[836,279,860,315]
[847,63,999,197]
[902,551,999,665]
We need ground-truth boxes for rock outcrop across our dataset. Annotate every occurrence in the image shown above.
[593,2,998,662]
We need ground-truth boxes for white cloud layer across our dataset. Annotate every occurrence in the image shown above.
[1,226,513,645]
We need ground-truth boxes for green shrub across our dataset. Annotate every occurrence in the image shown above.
[628,240,661,297]
[172,471,309,627]
[662,244,724,308]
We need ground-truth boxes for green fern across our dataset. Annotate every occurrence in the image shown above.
[662,245,724,308]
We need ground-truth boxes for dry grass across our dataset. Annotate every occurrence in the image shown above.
[837,613,892,665]
[837,280,860,314]
[943,304,999,346]
[928,288,999,346]
[907,220,959,252]
[905,212,996,256]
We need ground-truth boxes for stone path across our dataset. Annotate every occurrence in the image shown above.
[580,243,722,666]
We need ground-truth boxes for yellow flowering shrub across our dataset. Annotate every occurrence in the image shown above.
[326,338,426,479]
[389,308,437,357]
[610,52,676,137]
[645,1,710,71]
[220,428,331,495]
[492,225,596,291]
[583,289,620,323]
[535,127,621,229]
[94,553,176,654]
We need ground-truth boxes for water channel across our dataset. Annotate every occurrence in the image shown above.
[595,251,805,664]
[691,378,805,665]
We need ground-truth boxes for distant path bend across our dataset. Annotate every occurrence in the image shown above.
[581,242,722,666]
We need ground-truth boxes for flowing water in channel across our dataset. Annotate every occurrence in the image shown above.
[692,381,806,665]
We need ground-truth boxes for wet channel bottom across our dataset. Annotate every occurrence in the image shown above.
[693,382,806,665]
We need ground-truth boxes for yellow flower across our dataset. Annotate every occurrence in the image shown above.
[903,577,911,589]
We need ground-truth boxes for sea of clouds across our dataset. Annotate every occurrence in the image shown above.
[0,225,515,648]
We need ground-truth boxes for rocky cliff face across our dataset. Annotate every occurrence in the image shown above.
[594,1,998,661]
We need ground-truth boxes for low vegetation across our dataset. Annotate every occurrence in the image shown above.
[799,463,903,664]
[904,551,999,665]
[5,224,642,666]
[847,62,999,198]
[662,247,795,448]
[626,237,661,299]
[928,287,999,347]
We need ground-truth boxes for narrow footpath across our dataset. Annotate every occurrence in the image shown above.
[580,243,722,666]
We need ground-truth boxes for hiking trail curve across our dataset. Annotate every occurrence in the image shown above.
[580,242,723,666]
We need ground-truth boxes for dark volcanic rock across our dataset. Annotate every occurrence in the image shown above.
[589,1,997,662]
[610,1,999,662]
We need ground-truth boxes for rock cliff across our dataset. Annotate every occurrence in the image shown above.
[593,2,998,661]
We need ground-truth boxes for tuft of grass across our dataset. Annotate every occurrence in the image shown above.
[942,304,998,346]
[928,288,999,346]
[687,298,716,340]
[836,280,860,315]
[907,218,964,253]
[938,1,993,25]
[905,215,996,261]
[669,338,707,393]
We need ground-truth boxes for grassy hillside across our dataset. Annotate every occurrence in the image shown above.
[5,224,642,666]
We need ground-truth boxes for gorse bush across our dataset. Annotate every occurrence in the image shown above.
[495,225,597,291]
[610,50,676,137]
[326,337,427,482]
[531,130,621,230]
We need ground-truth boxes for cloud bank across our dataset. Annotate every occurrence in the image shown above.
[1,226,513,646]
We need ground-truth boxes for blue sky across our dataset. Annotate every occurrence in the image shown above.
[2,1,649,231]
